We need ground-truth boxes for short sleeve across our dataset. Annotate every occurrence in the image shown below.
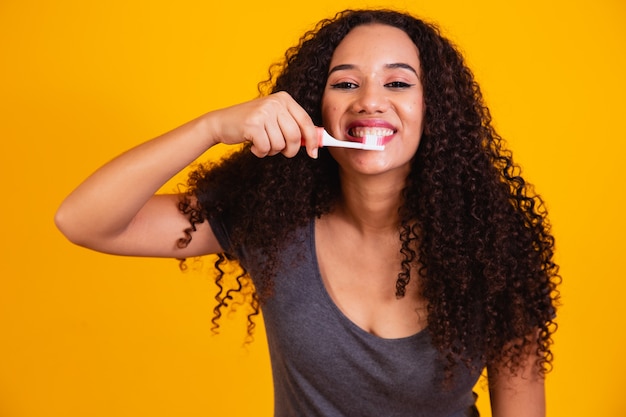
[208,214,234,255]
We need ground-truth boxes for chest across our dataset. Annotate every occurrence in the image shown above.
[314,218,427,339]
[254,223,480,415]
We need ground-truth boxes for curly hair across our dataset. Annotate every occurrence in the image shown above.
[179,9,560,381]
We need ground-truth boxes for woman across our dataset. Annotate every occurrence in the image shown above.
[55,9,559,417]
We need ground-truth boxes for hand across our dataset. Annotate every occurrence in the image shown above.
[209,91,318,158]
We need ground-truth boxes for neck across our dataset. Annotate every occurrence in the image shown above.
[335,169,407,234]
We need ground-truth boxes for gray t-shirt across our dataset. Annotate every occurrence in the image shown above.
[210,217,481,417]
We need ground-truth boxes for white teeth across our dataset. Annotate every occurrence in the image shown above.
[350,127,394,138]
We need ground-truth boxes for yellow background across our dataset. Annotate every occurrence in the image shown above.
[1,0,624,415]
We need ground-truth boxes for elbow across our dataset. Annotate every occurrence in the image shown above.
[54,202,87,246]
[54,204,74,242]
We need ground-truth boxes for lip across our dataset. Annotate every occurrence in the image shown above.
[345,119,397,146]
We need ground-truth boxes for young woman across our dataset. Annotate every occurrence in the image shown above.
[55,9,559,417]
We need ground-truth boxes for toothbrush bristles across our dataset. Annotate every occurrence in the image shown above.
[364,134,382,146]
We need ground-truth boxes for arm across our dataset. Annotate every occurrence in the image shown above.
[488,348,546,417]
[55,92,318,258]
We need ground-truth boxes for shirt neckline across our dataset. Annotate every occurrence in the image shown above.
[308,218,428,344]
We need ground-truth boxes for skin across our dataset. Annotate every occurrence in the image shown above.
[54,92,317,258]
[316,24,427,339]
[55,22,546,417]
[322,24,424,179]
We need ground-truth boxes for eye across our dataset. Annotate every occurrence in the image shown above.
[330,81,359,90]
[385,81,415,89]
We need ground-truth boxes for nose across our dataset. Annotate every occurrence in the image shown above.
[351,82,389,114]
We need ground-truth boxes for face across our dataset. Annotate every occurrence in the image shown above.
[321,23,425,177]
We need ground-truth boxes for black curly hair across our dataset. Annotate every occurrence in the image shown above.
[179,9,560,382]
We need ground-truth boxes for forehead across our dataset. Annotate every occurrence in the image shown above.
[330,23,420,67]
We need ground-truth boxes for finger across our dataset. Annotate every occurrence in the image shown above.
[263,120,287,157]
[284,98,318,159]
[276,112,304,158]
[247,128,272,158]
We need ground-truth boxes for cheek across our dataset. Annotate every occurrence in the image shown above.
[409,99,425,122]
[321,104,339,124]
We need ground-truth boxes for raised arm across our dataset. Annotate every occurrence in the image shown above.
[55,92,318,258]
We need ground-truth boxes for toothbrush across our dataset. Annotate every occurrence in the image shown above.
[301,127,385,151]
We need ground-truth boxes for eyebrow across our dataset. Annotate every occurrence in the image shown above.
[328,63,418,75]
